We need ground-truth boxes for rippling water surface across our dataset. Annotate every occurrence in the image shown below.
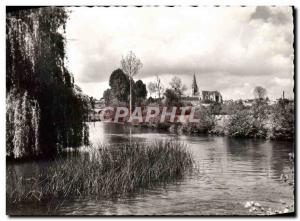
[7,122,294,215]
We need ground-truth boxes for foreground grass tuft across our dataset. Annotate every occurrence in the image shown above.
[7,140,193,204]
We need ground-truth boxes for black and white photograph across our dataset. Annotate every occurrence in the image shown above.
[5,5,295,216]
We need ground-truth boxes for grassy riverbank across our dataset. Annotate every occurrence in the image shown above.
[138,98,294,141]
[7,141,193,205]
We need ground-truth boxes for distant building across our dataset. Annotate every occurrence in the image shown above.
[181,74,223,105]
[200,91,223,103]
[223,99,233,104]
[180,96,200,106]
[242,99,255,107]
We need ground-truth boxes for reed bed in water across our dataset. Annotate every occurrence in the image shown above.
[7,140,194,204]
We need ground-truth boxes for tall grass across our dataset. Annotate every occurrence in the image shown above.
[7,140,194,204]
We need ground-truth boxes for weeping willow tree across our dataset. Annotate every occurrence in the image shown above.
[6,7,89,159]
[6,90,40,158]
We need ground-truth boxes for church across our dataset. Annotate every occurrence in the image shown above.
[183,74,223,104]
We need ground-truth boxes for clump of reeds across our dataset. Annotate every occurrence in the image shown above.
[7,140,194,204]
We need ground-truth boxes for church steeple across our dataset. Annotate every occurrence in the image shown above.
[191,74,199,96]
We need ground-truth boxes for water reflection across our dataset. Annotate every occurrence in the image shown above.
[7,122,294,215]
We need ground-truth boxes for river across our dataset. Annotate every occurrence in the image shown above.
[7,122,294,215]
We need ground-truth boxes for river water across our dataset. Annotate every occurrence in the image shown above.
[7,122,294,215]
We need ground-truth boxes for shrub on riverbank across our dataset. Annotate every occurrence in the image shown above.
[7,141,193,204]
[226,109,268,138]
[181,122,211,134]
[180,108,215,134]
[226,100,269,138]
[270,99,294,141]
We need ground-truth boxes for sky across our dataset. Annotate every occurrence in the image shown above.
[65,6,294,100]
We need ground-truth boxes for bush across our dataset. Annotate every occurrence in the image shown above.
[270,99,294,140]
[164,89,181,106]
[180,107,215,134]
[181,122,210,134]
[226,109,268,138]
[226,99,269,138]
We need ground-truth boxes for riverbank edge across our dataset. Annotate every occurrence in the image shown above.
[96,121,295,142]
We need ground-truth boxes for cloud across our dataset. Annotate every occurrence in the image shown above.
[250,6,272,22]
[250,6,292,25]
[65,6,294,100]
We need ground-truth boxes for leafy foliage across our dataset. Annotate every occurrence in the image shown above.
[226,100,268,138]
[133,80,147,105]
[102,88,113,106]
[6,90,40,159]
[6,7,89,158]
[169,76,187,97]
[181,108,215,134]
[147,75,164,98]
[109,68,130,103]
[270,99,294,140]
[147,82,157,97]
[253,86,267,100]
[164,89,180,106]
[105,68,147,106]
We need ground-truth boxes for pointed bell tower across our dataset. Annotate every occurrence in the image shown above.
[191,74,199,96]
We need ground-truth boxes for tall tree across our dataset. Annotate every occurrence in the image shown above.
[254,86,267,100]
[155,75,164,99]
[6,7,89,158]
[89,96,96,120]
[133,80,147,105]
[121,51,143,115]
[147,75,164,98]
[147,82,157,98]
[169,76,187,97]
[109,69,130,103]
[89,96,95,110]
[103,88,113,106]
[164,89,180,106]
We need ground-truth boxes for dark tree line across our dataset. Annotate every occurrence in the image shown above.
[6,7,89,159]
